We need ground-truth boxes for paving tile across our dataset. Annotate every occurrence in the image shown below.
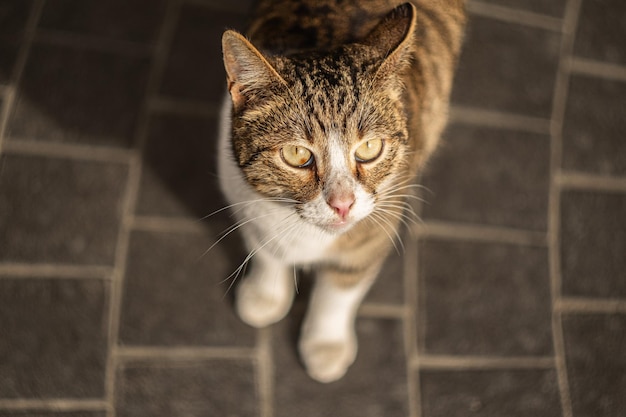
[562,313,626,417]
[573,0,626,65]
[273,316,409,417]
[7,43,150,147]
[0,278,108,398]
[159,4,249,102]
[562,75,626,176]
[119,229,255,347]
[365,246,406,305]
[420,369,562,417]
[0,154,128,265]
[418,239,553,356]
[0,412,105,417]
[39,0,167,44]
[477,0,566,17]
[452,15,560,118]
[422,124,550,231]
[0,0,32,85]
[0,0,32,36]
[115,359,258,417]
[136,113,224,219]
[560,190,626,298]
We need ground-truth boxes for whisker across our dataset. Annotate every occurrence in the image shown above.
[369,211,404,254]
[221,213,299,297]
[199,197,299,221]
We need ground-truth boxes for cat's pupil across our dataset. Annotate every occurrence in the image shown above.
[281,145,313,168]
[355,138,384,162]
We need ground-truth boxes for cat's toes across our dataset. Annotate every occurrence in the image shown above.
[299,337,357,383]
[235,278,293,328]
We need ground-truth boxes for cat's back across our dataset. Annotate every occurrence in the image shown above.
[247,0,412,53]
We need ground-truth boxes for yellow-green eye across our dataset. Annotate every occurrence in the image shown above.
[355,139,384,163]
[281,145,314,168]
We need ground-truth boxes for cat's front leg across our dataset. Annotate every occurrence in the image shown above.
[235,251,295,328]
[299,266,378,383]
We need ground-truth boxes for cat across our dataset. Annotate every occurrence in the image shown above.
[218,0,465,383]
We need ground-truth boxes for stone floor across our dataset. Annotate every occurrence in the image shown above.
[0,0,624,416]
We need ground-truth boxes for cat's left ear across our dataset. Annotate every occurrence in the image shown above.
[222,30,286,110]
[362,2,417,80]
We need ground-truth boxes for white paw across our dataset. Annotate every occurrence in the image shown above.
[299,335,357,383]
[235,276,294,328]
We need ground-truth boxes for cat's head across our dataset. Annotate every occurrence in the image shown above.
[222,3,418,234]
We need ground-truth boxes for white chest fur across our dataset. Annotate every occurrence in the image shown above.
[217,100,337,266]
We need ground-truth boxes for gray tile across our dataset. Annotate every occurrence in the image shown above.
[418,239,553,356]
[0,0,32,85]
[422,124,550,231]
[7,43,150,147]
[562,75,626,176]
[562,313,626,417]
[0,0,32,37]
[0,154,128,265]
[136,113,224,219]
[115,360,258,417]
[560,190,626,299]
[119,229,255,347]
[159,4,249,102]
[0,278,108,398]
[273,317,409,417]
[420,369,562,417]
[573,0,626,65]
[366,238,406,306]
[0,41,19,84]
[452,15,560,118]
[39,0,167,44]
[477,0,566,16]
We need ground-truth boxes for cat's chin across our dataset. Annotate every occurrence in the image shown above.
[318,219,355,234]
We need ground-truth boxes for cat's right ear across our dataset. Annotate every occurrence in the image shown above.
[222,30,285,110]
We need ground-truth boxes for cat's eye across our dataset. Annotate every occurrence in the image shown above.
[281,145,314,168]
[355,139,384,163]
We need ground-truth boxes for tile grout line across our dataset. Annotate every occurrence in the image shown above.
[358,302,407,319]
[131,215,209,234]
[466,0,563,32]
[414,355,556,370]
[0,263,112,279]
[34,29,153,57]
[1,139,134,163]
[182,0,254,14]
[148,95,221,118]
[417,220,547,247]
[568,56,626,82]
[449,105,551,135]
[547,0,583,416]
[556,297,626,315]
[0,0,44,156]
[0,87,15,156]
[116,346,257,361]
[403,235,421,417]
[0,399,108,412]
[104,154,141,417]
[104,2,183,416]
[556,171,626,193]
[257,327,274,417]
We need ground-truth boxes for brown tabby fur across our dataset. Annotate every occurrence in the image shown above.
[222,0,465,288]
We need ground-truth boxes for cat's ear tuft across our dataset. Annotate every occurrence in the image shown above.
[362,2,417,77]
[222,30,285,110]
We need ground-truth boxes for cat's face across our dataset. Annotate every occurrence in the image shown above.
[222,6,416,234]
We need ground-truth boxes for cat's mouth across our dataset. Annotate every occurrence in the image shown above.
[318,218,356,234]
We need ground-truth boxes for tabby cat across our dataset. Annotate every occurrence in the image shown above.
[218,0,465,382]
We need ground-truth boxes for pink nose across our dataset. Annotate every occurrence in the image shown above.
[327,194,355,219]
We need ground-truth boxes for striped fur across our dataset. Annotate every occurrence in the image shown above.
[219,0,465,382]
